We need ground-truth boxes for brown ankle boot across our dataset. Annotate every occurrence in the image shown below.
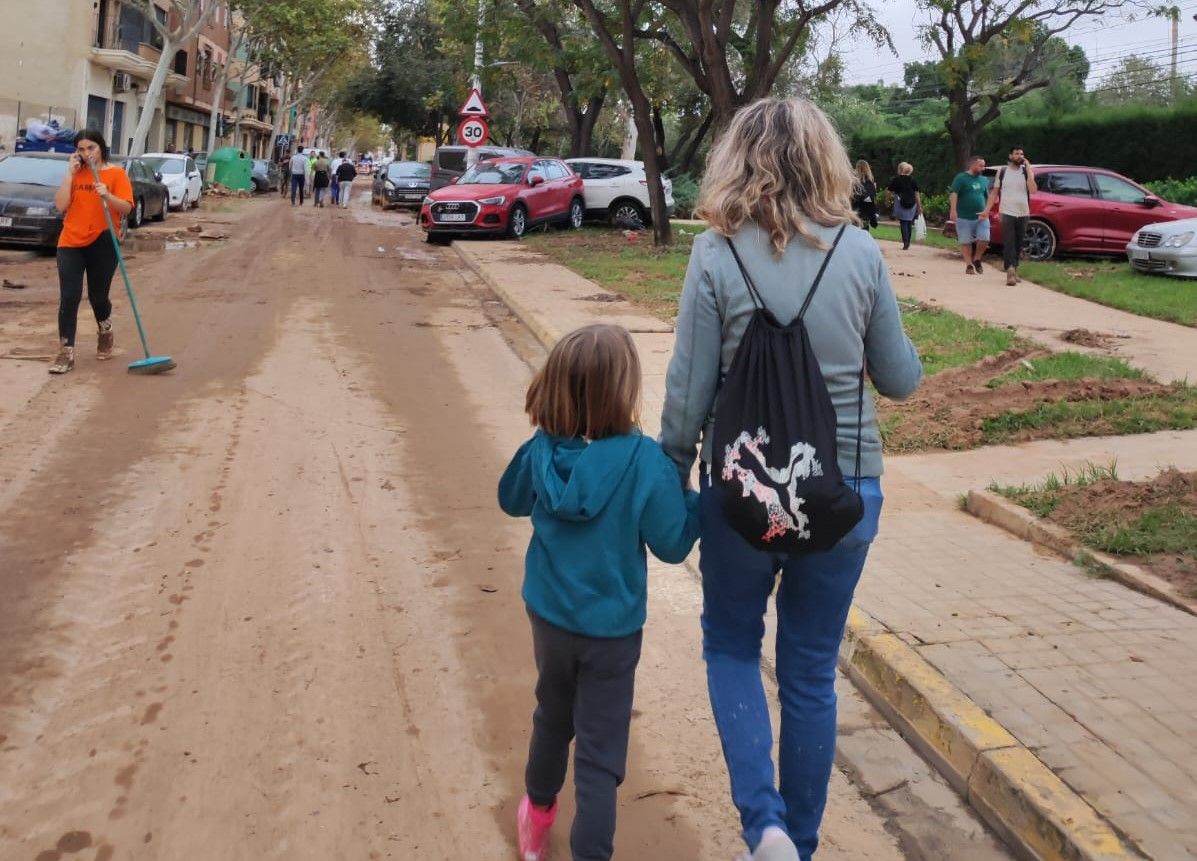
[48,339,75,374]
[97,320,114,360]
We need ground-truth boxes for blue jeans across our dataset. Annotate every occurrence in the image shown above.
[699,472,883,859]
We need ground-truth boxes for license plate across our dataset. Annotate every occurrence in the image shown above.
[1130,248,1150,261]
[439,213,468,222]
[403,193,423,200]
[0,217,11,227]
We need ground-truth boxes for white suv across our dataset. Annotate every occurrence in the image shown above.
[564,158,674,225]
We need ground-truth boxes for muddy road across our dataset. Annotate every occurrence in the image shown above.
[0,195,947,860]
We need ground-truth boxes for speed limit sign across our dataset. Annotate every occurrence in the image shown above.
[458,117,489,148]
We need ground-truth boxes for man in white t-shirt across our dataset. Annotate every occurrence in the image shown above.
[288,146,310,206]
[983,145,1038,285]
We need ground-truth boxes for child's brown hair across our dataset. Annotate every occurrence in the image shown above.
[525,324,642,439]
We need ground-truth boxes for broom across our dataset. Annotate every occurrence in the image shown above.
[91,161,176,374]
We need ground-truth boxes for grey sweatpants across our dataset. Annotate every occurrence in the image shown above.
[525,610,643,861]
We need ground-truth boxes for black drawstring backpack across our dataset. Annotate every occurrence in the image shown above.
[712,225,865,554]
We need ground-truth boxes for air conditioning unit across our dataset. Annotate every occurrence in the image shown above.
[113,71,133,92]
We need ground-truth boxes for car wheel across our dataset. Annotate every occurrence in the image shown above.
[152,197,167,222]
[1023,219,1057,261]
[130,198,144,229]
[179,192,190,211]
[507,204,528,239]
[192,192,200,209]
[608,199,646,226]
[568,197,584,230]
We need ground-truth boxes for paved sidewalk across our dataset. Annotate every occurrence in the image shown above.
[881,241,1197,384]
[459,238,1197,860]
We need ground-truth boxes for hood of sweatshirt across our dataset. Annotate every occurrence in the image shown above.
[528,432,643,522]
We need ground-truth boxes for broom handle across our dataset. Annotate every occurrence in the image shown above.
[89,161,152,359]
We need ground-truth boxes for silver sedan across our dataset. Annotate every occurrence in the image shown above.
[1127,217,1197,278]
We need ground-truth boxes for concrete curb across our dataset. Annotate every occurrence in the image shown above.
[965,489,1196,617]
[468,237,1148,861]
[841,608,1144,861]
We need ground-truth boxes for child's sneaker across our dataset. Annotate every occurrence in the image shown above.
[517,795,556,861]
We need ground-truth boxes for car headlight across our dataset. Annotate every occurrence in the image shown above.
[24,206,51,216]
[478,196,506,206]
[1163,231,1194,248]
[385,180,395,190]
[422,196,433,206]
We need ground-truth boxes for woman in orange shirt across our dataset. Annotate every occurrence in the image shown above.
[49,129,134,374]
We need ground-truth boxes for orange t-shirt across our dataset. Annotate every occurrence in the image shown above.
[58,165,134,248]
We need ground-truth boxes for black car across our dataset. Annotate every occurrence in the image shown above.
[0,152,70,248]
[373,161,432,209]
[117,157,170,228]
[252,158,281,193]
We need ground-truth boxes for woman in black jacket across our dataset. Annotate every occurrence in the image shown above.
[852,160,878,229]
[886,162,922,250]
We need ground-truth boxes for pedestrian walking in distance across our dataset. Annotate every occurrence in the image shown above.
[886,162,921,249]
[49,129,134,374]
[950,156,991,274]
[660,97,923,861]
[499,323,699,861]
[335,157,358,209]
[851,160,878,230]
[289,146,308,206]
[985,145,1037,285]
[329,150,346,205]
[312,152,331,208]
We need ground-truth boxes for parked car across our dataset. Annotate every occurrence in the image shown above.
[419,156,585,243]
[430,145,533,191]
[564,157,675,225]
[250,158,282,194]
[356,157,374,176]
[117,156,170,228]
[0,152,70,249]
[373,160,431,209]
[1127,217,1197,278]
[142,153,203,210]
[942,165,1197,260]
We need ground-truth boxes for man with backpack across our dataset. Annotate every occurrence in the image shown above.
[982,146,1037,286]
[335,157,358,208]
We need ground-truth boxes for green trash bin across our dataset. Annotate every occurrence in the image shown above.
[206,147,253,191]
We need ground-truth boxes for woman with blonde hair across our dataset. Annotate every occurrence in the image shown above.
[851,159,878,229]
[886,161,922,249]
[659,98,922,861]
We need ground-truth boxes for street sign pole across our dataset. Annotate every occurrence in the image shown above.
[467,0,486,169]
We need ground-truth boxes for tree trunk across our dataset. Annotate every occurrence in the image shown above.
[207,59,231,155]
[529,127,542,154]
[266,76,289,159]
[129,36,175,156]
[651,104,669,171]
[628,88,670,246]
[575,93,604,157]
[678,111,712,174]
[946,89,977,171]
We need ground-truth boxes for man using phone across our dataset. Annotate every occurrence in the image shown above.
[984,145,1038,285]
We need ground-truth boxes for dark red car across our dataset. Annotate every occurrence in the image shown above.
[419,156,585,243]
[946,165,1197,260]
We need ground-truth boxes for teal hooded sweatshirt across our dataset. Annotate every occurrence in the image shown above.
[498,430,700,638]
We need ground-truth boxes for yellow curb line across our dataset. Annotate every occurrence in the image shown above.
[841,606,1144,861]
[966,489,1196,617]
[472,236,1146,861]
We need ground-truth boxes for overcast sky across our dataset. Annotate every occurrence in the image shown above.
[837,0,1197,87]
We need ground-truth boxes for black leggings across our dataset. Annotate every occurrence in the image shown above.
[899,219,913,248]
[57,235,118,347]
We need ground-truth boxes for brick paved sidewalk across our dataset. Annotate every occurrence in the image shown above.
[459,239,1197,860]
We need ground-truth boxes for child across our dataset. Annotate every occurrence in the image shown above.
[498,323,700,861]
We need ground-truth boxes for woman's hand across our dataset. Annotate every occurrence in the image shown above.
[69,153,85,174]
[94,181,110,200]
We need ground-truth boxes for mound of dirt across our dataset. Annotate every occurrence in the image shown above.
[1038,470,1197,597]
[1061,328,1119,350]
[880,349,1181,451]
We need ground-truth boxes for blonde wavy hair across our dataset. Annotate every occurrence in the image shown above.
[697,98,858,254]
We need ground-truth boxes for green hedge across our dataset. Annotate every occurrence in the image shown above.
[852,105,1197,195]
[1145,176,1197,206]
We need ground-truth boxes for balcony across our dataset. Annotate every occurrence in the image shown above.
[91,9,186,87]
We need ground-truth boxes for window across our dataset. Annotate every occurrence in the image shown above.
[173,50,188,75]
[186,158,196,174]
[459,162,527,185]
[589,164,631,180]
[569,162,591,179]
[388,162,431,179]
[1045,173,1093,198]
[544,162,568,180]
[436,149,467,172]
[0,155,71,186]
[1094,173,1147,203]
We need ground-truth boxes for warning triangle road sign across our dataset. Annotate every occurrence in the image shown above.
[459,88,490,117]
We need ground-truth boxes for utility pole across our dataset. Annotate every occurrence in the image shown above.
[466,0,485,169]
[1154,5,1182,100]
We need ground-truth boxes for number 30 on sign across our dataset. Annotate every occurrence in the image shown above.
[458,117,489,148]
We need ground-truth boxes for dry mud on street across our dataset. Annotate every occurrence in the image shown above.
[0,196,908,860]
